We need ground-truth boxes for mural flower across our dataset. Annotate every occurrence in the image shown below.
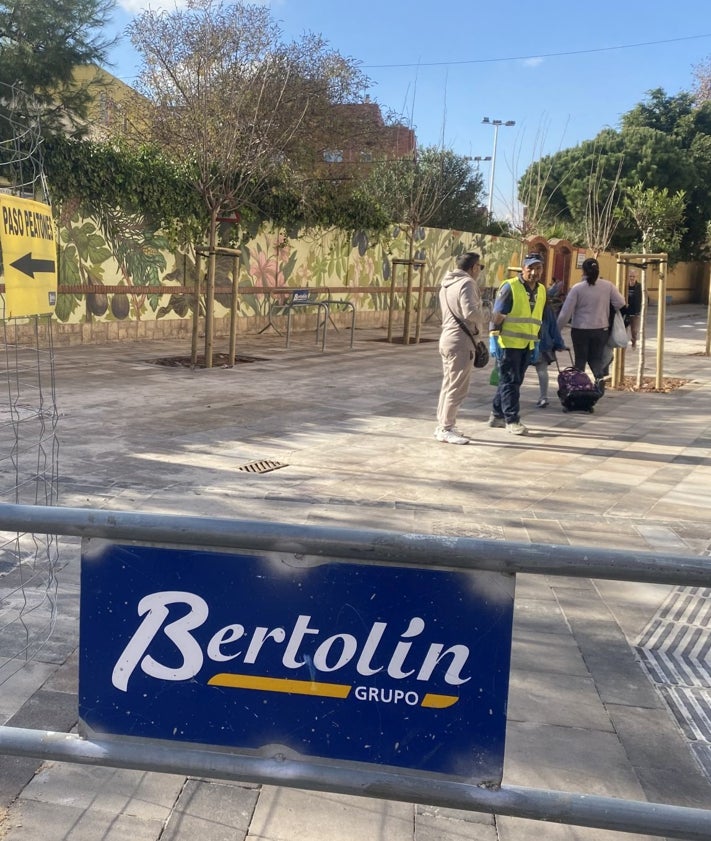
[250,249,285,289]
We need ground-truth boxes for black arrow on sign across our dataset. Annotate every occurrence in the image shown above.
[10,252,56,279]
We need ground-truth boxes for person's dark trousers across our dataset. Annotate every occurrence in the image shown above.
[571,327,608,381]
[492,347,531,423]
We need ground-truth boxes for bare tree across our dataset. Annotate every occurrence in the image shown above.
[127,0,370,365]
[500,119,570,251]
[364,147,473,343]
[692,57,711,104]
[582,146,624,257]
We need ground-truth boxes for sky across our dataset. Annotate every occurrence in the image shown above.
[104,0,711,219]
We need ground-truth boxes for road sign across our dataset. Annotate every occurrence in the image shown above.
[0,195,57,318]
[80,540,515,784]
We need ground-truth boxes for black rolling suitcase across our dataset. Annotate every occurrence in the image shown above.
[554,350,602,413]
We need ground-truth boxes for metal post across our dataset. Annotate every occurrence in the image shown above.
[487,122,499,221]
[482,118,515,221]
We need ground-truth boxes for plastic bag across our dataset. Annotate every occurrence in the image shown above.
[608,310,629,349]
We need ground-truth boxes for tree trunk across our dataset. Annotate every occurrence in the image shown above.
[204,210,218,369]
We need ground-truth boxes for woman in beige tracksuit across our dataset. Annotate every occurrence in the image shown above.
[434,252,486,445]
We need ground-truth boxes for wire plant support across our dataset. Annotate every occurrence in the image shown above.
[0,84,61,686]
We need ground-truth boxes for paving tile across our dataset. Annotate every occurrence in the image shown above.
[604,703,711,806]
[161,779,259,841]
[0,798,165,841]
[246,786,413,841]
[507,669,613,731]
[415,804,497,840]
[510,630,589,677]
[21,764,184,819]
[496,814,658,841]
[503,721,649,798]
[0,660,57,723]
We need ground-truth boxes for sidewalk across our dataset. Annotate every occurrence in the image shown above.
[0,305,710,840]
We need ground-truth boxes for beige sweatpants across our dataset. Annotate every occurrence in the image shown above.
[436,342,473,430]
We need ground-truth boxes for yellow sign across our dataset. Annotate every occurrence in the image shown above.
[0,195,57,318]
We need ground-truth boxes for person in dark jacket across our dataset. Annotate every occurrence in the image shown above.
[626,270,643,348]
[547,277,566,315]
[531,302,566,407]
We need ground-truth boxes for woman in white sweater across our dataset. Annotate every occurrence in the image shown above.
[434,252,486,444]
[556,258,626,388]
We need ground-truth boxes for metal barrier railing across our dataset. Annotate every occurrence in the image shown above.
[0,503,709,841]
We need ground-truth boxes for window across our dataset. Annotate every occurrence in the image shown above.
[323,149,344,163]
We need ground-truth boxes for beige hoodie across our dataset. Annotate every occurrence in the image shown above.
[438,269,484,350]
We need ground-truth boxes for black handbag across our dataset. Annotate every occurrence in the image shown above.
[473,339,490,368]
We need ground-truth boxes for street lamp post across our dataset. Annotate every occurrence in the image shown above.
[482,117,515,221]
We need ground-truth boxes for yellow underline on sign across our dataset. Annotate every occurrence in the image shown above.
[208,673,352,699]
[421,693,459,708]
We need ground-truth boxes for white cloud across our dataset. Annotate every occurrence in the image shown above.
[522,57,544,68]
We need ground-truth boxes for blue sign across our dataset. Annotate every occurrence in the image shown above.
[291,289,311,303]
[79,541,514,783]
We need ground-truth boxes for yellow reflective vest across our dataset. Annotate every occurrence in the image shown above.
[498,278,546,349]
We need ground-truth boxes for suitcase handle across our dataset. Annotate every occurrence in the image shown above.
[553,348,575,371]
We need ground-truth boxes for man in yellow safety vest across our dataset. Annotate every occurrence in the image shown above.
[488,254,547,435]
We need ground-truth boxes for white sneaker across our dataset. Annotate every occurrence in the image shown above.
[487,413,506,428]
[506,421,529,436]
[434,427,469,445]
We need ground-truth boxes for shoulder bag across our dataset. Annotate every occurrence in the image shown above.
[443,288,489,368]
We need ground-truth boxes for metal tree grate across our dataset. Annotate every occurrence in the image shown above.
[237,459,287,474]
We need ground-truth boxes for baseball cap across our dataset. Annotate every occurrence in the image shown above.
[522,254,543,268]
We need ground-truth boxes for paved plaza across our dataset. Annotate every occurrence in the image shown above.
[1,305,711,840]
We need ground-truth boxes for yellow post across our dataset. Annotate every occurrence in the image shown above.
[387,261,398,342]
[414,260,426,345]
[655,255,668,390]
[191,251,202,369]
[228,250,241,366]
[611,259,625,389]
[402,258,415,345]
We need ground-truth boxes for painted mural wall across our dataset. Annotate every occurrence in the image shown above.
[25,204,705,345]
[51,207,523,344]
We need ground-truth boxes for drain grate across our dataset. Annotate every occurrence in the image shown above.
[237,459,287,474]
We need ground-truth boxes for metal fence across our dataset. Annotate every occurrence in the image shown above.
[0,502,709,841]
